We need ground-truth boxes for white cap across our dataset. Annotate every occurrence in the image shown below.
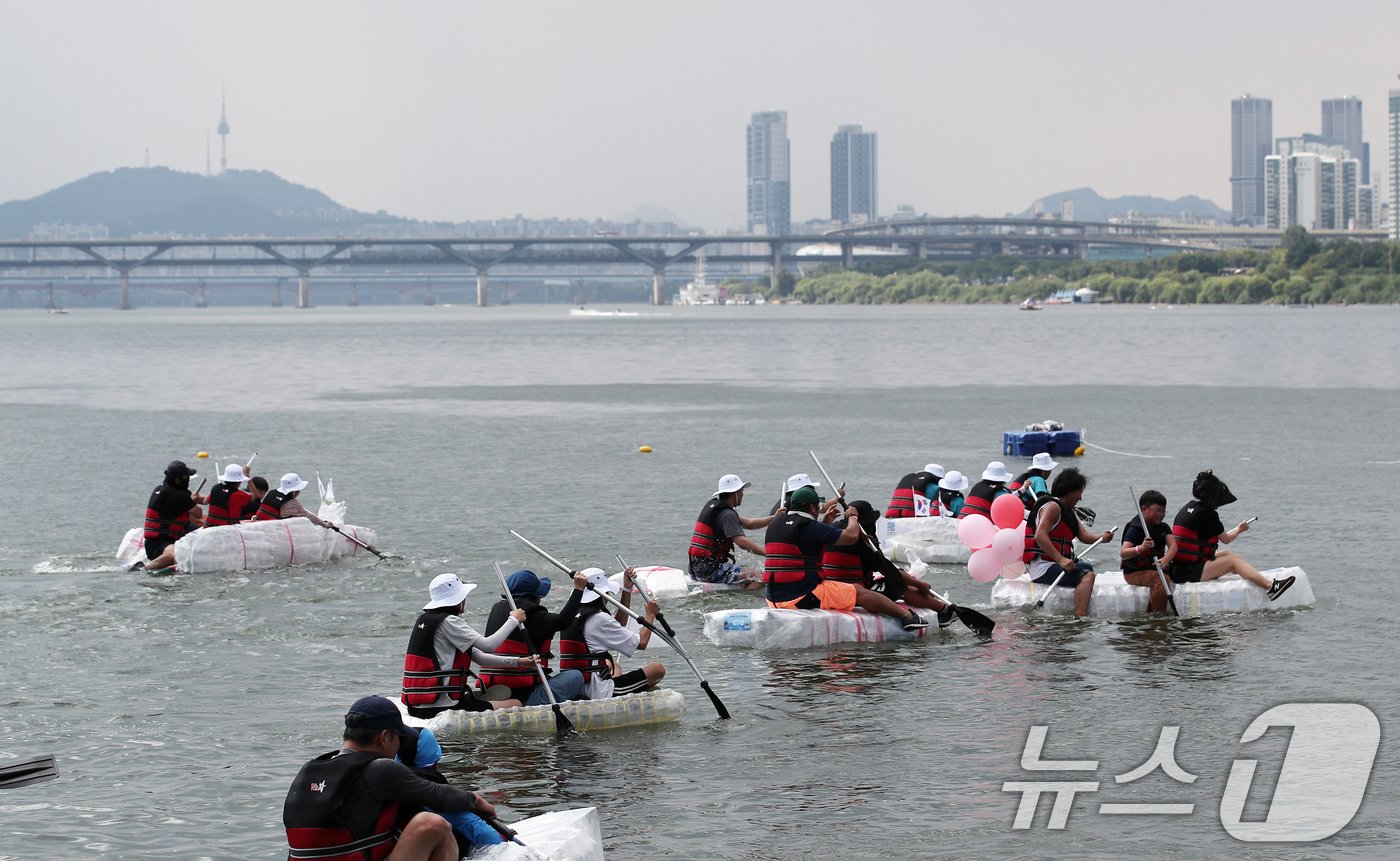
[423,573,477,610]
[1031,452,1058,471]
[938,470,969,492]
[982,461,1014,483]
[713,474,752,497]
[278,472,309,494]
[221,464,250,484]
[924,463,946,479]
[578,567,618,604]
[785,473,820,492]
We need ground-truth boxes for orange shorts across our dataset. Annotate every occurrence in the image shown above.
[767,579,858,612]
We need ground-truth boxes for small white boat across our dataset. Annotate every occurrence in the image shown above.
[989,566,1314,617]
[1020,297,1042,311]
[876,516,970,565]
[568,308,639,317]
[470,806,603,861]
[608,565,748,600]
[394,689,685,738]
[703,606,944,649]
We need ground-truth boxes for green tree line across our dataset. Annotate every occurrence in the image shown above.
[772,227,1400,305]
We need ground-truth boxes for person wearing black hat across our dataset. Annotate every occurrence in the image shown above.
[480,568,590,705]
[284,695,498,861]
[1170,470,1294,599]
[821,500,957,627]
[137,460,208,571]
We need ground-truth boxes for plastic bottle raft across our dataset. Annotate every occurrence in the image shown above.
[396,689,685,738]
[608,565,747,600]
[703,606,943,650]
[876,516,970,565]
[116,519,376,574]
[470,806,603,861]
[990,566,1314,617]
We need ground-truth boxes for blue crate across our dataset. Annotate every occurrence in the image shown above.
[1047,430,1082,456]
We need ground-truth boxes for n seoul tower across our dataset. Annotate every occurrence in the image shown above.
[217,85,230,173]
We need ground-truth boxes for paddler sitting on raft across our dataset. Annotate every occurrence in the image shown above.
[253,472,330,527]
[885,463,942,518]
[822,499,956,627]
[934,470,969,518]
[138,459,208,572]
[1024,468,1114,617]
[205,463,255,527]
[1009,452,1057,507]
[400,573,532,717]
[479,568,589,706]
[688,473,781,589]
[1120,489,1177,613]
[560,568,666,699]
[959,461,1015,519]
[1171,470,1295,600]
[765,487,929,630]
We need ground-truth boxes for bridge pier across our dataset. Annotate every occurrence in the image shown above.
[348,281,359,307]
[297,271,312,309]
[118,271,132,310]
[273,279,284,307]
[476,270,488,307]
[841,242,854,268]
[194,280,208,308]
[652,268,665,305]
[45,281,56,310]
[424,281,435,306]
[770,242,783,294]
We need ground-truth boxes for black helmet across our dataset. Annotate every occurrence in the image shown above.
[1192,470,1237,509]
[164,460,198,479]
[848,499,879,529]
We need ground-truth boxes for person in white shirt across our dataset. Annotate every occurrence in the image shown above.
[559,568,665,700]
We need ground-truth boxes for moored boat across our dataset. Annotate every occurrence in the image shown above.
[394,689,685,738]
[703,606,943,649]
[990,566,1314,617]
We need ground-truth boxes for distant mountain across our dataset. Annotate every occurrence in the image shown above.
[0,167,419,239]
[1020,187,1229,222]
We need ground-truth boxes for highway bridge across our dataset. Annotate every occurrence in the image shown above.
[0,218,1384,308]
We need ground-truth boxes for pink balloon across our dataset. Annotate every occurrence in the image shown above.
[991,527,1024,562]
[999,559,1027,579]
[967,547,1002,582]
[990,494,1026,529]
[957,513,997,550]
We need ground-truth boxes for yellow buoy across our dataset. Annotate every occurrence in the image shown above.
[1074,446,1085,456]
[638,445,653,454]
[196,451,209,459]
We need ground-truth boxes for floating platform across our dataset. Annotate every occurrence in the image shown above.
[396,689,685,738]
[989,566,1314,617]
[1004,429,1081,457]
[703,606,943,650]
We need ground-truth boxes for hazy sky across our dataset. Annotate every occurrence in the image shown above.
[1,1,1396,229]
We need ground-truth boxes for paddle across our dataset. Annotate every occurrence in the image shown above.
[1129,484,1180,617]
[807,452,998,635]
[1034,525,1118,608]
[325,524,391,560]
[0,754,58,789]
[509,530,731,720]
[616,555,675,637]
[484,815,528,848]
[492,561,575,738]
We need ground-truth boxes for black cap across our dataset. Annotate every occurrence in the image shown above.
[164,460,198,478]
[345,695,418,737]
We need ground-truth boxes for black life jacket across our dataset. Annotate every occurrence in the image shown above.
[400,609,474,707]
[143,484,193,543]
[478,600,547,696]
[961,480,1005,519]
[1022,496,1079,563]
[255,489,290,521]
[1171,501,1222,566]
[558,603,612,680]
[763,514,819,603]
[206,482,251,527]
[284,749,401,861]
[689,499,736,561]
[1122,518,1169,574]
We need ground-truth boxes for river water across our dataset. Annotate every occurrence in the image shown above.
[0,303,1396,860]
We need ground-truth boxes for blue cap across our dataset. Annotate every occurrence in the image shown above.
[506,569,551,599]
[345,695,418,738]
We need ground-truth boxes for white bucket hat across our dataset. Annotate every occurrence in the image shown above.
[578,567,617,604]
[278,472,309,494]
[924,463,946,478]
[713,474,752,497]
[423,573,476,610]
[785,473,820,492]
[221,463,250,484]
[938,470,969,493]
[1031,452,1058,471]
[982,461,1014,483]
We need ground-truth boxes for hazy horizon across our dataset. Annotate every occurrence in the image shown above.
[2,0,1396,230]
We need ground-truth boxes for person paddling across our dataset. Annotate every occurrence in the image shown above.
[1171,470,1295,600]
[1120,489,1177,613]
[1010,452,1057,507]
[253,472,329,527]
[560,568,666,699]
[960,461,1014,519]
[766,487,929,630]
[934,470,969,518]
[688,473,780,588]
[396,725,504,855]
[1023,468,1114,617]
[821,499,957,627]
[479,568,589,706]
[138,460,207,571]
[885,463,942,518]
[205,463,253,528]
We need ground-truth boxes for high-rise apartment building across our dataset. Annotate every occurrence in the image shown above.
[1321,96,1367,183]
[1391,90,1400,240]
[1264,139,1361,230]
[830,124,878,224]
[747,111,791,235]
[1231,96,1273,225]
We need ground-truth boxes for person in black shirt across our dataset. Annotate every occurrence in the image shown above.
[1120,489,1177,613]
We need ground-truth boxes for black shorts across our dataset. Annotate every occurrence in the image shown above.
[1171,562,1205,583]
[611,668,650,696]
[145,538,174,560]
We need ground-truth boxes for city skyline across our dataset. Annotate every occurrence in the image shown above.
[2,1,1399,230]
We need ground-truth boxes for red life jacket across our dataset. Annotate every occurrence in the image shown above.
[1022,496,1078,563]
[477,599,546,695]
[763,514,820,603]
[400,609,474,707]
[284,749,402,861]
[821,541,871,586]
[1171,501,1222,566]
[254,489,290,521]
[689,499,736,561]
[206,483,252,527]
[558,604,612,681]
[960,480,1004,519]
[143,485,193,543]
